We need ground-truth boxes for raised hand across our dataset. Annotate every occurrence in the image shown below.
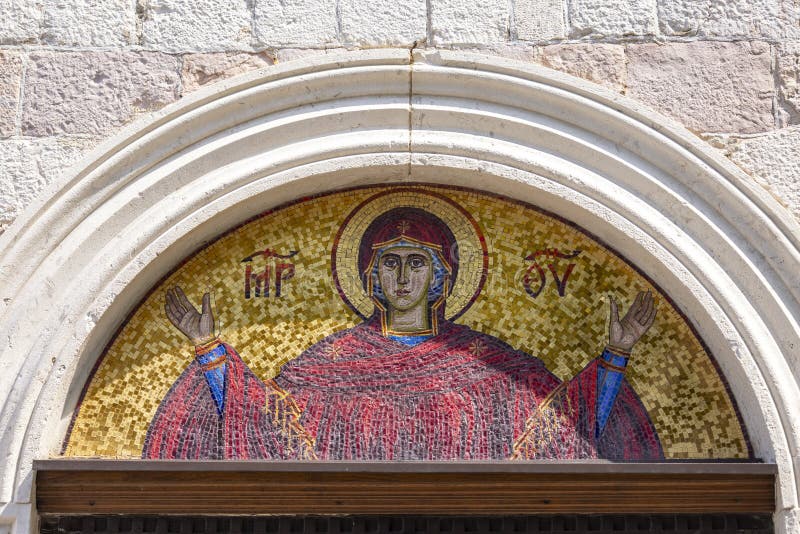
[608,290,657,352]
[165,286,215,345]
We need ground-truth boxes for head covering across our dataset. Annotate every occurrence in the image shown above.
[358,208,459,334]
[359,208,458,280]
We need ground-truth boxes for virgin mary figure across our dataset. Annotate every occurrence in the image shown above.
[143,205,662,460]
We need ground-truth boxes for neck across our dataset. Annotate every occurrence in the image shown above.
[387,305,430,333]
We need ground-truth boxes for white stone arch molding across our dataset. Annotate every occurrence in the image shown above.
[0,48,799,532]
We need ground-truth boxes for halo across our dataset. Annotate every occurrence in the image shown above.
[332,188,488,320]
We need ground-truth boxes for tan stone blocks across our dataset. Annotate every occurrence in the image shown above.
[514,0,567,42]
[430,0,510,45]
[142,0,253,53]
[658,0,800,40]
[0,0,42,44]
[339,0,427,46]
[42,0,136,47]
[720,126,800,219]
[627,41,774,134]
[568,0,657,38]
[778,41,800,123]
[0,51,22,138]
[254,0,338,47]
[0,137,94,229]
[181,52,274,94]
[540,43,626,93]
[21,51,180,137]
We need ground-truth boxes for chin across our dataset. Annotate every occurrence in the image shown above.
[389,300,416,311]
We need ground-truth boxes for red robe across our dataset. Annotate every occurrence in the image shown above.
[143,318,662,460]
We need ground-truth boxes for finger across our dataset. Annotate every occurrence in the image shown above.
[201,292,212,318]
[642,291,655,321]
[624,292,639,321]
[165,295,182,321]
[609,296,619,324]
[164,299,179,325]
[635,291,652,323]
[632,291,644,313]
[644,303,657,328]
[165,290,183,318]
[175,286,197,314]
[168,287,186,315]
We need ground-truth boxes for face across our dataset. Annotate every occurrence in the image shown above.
[378,246,433,312]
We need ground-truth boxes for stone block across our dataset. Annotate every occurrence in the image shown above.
[182,52,274,93]
[721,126,800,219]
[0,138,94,230]
[42,0,136,46]
[658,0,800,40]
[339,0,426,46]
[569,0,657,38]
[454,44,541,63]
[142,0,253,53]
[778,41,800,123]
[515,0,567,41]
[254,0,338,47]
[0,51,23,138]
[21,51,181,137]
[0,0,42,44]
[627,41,774,134]
[274,48,350,63]
[431,0,510,45]
[540,43,626,93]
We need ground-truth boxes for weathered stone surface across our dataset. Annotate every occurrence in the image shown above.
[275,48,349,63]
[778,41,800,123]
[340,0,426,46]
[142,0,252,52]
[719,126,800,219]
[569,0,657,38]
[454,44,541,63]
[0,51,22,138]
[182,52,274,93]
[627,41,774,134]
[540,43,626,93]
[658,0,800,40]
[254,0,338,47]
[42,0,135,46]
[22,52,181,137]
[515,0,567,41]
[0,137,94,230]
[0,0,42,44]
[431,0,509,44]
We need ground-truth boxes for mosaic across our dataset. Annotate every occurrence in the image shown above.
[63,185,751,460]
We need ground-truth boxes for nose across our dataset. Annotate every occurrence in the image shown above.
[398,260,409,284]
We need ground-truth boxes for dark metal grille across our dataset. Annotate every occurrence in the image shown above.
[39,514,773,534]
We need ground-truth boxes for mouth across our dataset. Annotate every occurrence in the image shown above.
[396,289,411,296]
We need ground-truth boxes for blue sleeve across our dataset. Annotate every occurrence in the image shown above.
[195,340,228,417]
[595,347,629,438]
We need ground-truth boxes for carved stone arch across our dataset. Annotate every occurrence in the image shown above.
[0,49,798,533]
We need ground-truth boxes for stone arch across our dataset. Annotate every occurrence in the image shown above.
[0,49,798,532]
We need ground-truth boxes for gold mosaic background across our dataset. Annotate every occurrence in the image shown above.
[64,185,749,459]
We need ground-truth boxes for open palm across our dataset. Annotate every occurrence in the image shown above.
[165,286,215,344]
[608,290,656,351]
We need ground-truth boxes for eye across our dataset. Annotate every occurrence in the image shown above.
[382,256,398,269]
[408,256,427,269]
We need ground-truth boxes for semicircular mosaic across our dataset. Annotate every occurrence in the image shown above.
[64,184,752,460]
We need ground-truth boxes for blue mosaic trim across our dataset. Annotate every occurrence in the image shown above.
[595,348,629,438]
[388,334,433,347]
[196,344,227,417]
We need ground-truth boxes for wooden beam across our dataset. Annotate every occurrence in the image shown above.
[35,460,776,515]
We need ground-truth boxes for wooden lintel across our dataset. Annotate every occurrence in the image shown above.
[35,460,776,515]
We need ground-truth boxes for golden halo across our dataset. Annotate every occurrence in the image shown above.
[332,188,488,320]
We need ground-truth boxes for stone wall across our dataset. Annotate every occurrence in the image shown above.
[0,0,798,230]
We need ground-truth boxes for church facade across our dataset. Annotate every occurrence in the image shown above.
[1,2,799,533]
